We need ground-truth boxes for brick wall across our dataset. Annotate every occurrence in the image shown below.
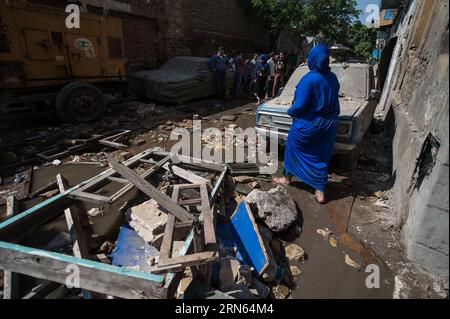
[95,0,166,72]
[165,0,271,58]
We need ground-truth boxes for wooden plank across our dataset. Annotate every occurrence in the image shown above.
[162,163,211,188]
[6,195,18,218]
[28,180,57,200]
[0,241,165,299]
[159,187,179,262]
[99,139,128,150]
[156,252,218,269]
[210,166,228,204]
[57,174,94,299]
[0,177,94,241]
[200,184,216,246]
[178,198,202,206]
[74,148,156,195]
[70,191,112,205]
[107,154,174,203]
[152,151,225,172]
[105,154,194,222]
[22,282,61,299]
[107,176,129,184]
[3,195,20,299]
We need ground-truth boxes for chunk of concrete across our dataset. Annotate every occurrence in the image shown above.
[245,186,298,232]
[285,243,306,263]
[126,200,167,243]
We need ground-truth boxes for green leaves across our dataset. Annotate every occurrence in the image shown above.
[347,21,377,57]
[247,0,360,44]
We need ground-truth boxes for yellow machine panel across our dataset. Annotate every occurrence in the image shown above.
[0,0,126,89]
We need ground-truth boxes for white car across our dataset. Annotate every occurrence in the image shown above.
[256,63,380,168]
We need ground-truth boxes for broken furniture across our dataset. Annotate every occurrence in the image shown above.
[0,130,131,171]
[0,148,228,299]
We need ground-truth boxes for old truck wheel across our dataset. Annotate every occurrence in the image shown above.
[56,82,106,122]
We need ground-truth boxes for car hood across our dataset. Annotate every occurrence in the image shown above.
[258,96,366,119]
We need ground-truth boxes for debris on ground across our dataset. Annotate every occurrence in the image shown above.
[0,117,307,300]
[284,243,306,263]
[345,254,362,270]
[245,186,299,232]
[317,228,333,240]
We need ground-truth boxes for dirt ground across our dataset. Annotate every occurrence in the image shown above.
[0,96,445,299]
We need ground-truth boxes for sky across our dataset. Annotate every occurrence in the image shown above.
[358,0,381,24]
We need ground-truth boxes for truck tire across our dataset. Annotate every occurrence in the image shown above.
[56,82,106,123]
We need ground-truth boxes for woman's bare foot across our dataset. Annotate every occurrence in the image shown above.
[273,177,291,186]
[315,190,326,204]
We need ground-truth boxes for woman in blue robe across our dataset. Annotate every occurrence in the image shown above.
[273,45,340,204]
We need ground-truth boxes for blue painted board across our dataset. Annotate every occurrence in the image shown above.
[230,201,269,275]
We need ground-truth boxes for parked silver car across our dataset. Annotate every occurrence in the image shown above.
[256,63,380,167]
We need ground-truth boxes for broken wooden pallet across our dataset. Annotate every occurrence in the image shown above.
[155,184,218,274]
[105,153,194,222]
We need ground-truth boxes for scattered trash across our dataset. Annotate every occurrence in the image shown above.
[329,236,338,248]
[272,284,291,299]
[345,254,362,270]
[290,265,303,278]
[87,207,104,218]
[317,228,333,239]
[284,243,306,263]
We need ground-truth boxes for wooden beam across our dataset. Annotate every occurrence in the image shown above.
[200,184,216,246]
[22,282,61,299]
[56,174,94,299]
[0,242,165,299]
[162,163,211,188]
[210,166,228,204]
[159,187,179,262]
[3,195,20,299]
[155,252,218,272]
[105,154,194,222]
[99,139,128,150]
[28,180,58,200]
[178,198,202,206]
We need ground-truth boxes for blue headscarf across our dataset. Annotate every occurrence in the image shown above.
[307,45,331,73]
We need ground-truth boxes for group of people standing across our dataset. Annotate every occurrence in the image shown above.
[210,45,342,204]
[209,48,290,105]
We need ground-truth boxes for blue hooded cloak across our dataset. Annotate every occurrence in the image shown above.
[284,45,340,192]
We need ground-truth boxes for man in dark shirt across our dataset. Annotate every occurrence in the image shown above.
[209,47,229,103]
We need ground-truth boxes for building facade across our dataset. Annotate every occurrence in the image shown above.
[379,0,449,280]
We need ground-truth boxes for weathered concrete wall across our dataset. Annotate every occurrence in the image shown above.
[380,0,449,279]
[164,0,271,57]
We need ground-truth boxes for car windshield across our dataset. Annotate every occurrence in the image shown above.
[273,64,369,108]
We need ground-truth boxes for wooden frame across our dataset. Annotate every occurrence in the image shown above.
[0,148,228,299]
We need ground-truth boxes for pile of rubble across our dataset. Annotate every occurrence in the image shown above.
[0,146,306,299]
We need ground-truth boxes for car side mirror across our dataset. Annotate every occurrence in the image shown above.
[370,89,381,100]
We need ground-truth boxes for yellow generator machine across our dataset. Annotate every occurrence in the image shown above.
[0,0,126,122]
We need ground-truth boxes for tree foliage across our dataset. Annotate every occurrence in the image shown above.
[347,21,378,58]
[248,0,360,44]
